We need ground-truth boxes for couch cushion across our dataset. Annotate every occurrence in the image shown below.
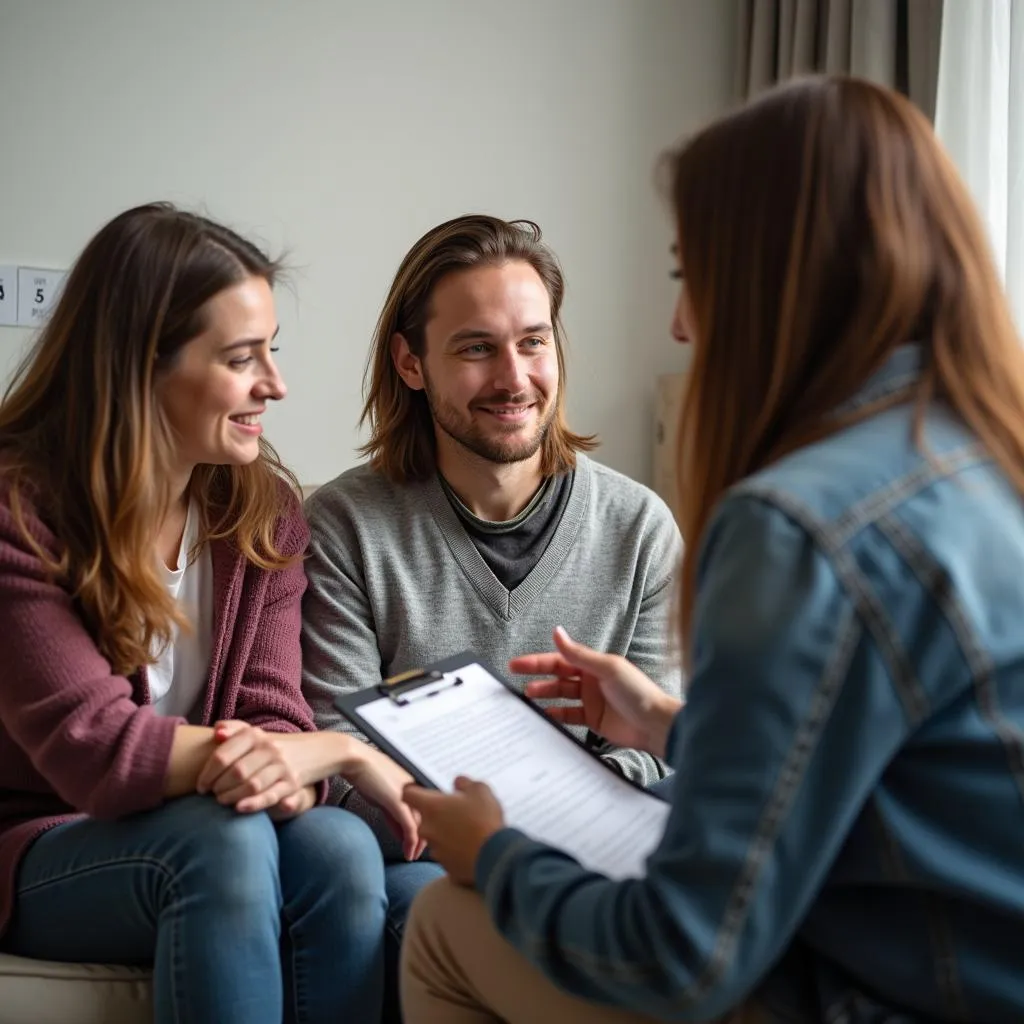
[0,953,151,1024]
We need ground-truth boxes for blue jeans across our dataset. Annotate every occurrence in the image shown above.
[381,858,446,1024]
[2,795,388,1024]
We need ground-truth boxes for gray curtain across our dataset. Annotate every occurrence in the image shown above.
[737,0,944,120]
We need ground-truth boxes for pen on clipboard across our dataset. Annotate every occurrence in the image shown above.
[379,667,465,706]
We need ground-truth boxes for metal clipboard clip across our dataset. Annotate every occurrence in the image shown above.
[378,667,464,706]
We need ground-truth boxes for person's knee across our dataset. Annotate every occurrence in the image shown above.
[278,807,387,916]
[280,807,384,881]
[160,795,280,912]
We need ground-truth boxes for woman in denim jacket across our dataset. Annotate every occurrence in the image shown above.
[398,76,1024,1023]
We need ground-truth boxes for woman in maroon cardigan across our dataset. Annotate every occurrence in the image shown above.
[0,203,420,1023]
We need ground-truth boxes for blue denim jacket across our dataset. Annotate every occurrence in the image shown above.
[476,347,1024,1022]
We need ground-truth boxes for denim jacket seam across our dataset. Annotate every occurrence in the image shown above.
[679,601,863,1005]
[740,489,930,725]
[873,512,1007,1020]
[875,512,1024,802]
[829,443,988,548]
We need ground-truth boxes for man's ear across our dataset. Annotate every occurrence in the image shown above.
[391,333,425,391]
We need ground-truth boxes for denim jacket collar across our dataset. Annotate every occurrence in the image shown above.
[834,344,923,418]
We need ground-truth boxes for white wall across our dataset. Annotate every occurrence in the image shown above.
[0,0,736,486]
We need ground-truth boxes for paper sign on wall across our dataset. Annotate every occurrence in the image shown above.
[16,267,66,327]
[0,266,17,327]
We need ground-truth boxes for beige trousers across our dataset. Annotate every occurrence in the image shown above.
[400,877,764,1024]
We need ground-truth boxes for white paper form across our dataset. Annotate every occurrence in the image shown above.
[357,662,671,879]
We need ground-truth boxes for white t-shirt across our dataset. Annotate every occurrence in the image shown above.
[149,501,213,718]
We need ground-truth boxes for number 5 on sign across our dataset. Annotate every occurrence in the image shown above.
[0,266,17,327]
[16,267,66,327]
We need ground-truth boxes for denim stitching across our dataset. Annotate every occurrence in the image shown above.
[17,854,186,1021]
[828,445,987,547]
[16,853,176,896]
[742,489,930,725]
[168,877,183,1024]
[280,905,304,1024]
[688,604,861,1003]
[872,512,990,1021]
[877,512,1024,798]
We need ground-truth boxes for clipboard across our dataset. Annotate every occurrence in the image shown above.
[335,651,671,880]
[335,650,655,792]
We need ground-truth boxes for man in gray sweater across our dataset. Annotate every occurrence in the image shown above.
[302,215,683,854]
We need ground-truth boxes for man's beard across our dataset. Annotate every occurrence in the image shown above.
[422,379,554,465]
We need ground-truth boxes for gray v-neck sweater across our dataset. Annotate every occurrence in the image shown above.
[301,454,683,847]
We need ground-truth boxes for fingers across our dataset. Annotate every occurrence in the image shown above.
[396,804,423,861]
[402,782,500,865]
[209,746,278,797]
[402,784,464,846]
[511,628,608,679]
[453,776,488,795]
[553,625,607,670]
[508,652,576,677]
[543,705,588,726]
[266,788,309,820]
[379,800,424,861]
[213,719,249,741]
[275,790,306,816]
[402,783,445,815]
[408,806,427,860]
[197,729,258,793]
[217,762,296,806]
[405,779,489,809]
[524,677,581,701]
[235,779,300,814]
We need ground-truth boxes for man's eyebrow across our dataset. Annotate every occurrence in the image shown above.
[221,326,281,352]
[447,328,495,344]
[447,323,553,344]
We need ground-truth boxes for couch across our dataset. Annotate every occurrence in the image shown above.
[0,955,151,1023]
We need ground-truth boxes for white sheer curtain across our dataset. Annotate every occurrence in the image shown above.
[934,0,1024,330]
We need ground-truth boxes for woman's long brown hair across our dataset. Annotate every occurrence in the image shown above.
[0,202,299,676]
[666,76,1024,653]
